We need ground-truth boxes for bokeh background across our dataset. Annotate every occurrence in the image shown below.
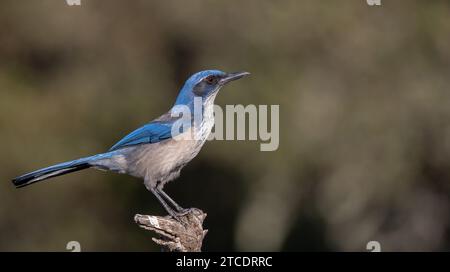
[1,0,450,251]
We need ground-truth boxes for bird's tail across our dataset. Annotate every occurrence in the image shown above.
[12,154,106,188]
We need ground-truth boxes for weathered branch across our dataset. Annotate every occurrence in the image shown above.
[134,208,208,252]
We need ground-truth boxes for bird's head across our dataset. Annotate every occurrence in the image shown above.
[175,70,250,106]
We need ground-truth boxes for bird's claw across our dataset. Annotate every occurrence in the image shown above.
[168,208,194,224]
[176,208,193,216]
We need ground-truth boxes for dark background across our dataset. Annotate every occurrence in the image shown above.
[1,0,450,251]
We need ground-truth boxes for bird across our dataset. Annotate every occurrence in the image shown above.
[12,70,250,218]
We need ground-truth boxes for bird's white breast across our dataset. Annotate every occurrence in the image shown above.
[195,95,216,143]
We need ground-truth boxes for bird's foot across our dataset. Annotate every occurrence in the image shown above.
[168,208,196,224]
[134,208,208,252]
[175,208,195,217]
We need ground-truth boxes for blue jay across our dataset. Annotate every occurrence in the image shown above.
[12,70,250,218]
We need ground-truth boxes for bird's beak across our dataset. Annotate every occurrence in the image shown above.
[219,71,250,85]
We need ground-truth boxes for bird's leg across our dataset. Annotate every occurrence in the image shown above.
[149,187,180,219]
[157,188,185,212]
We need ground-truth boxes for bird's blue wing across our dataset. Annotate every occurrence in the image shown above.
[109,112,187,151]
[109,123,172,151]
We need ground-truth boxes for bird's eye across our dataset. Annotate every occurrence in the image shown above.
[204,76,217,85]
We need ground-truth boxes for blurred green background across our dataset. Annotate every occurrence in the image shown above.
[1,0,450,251]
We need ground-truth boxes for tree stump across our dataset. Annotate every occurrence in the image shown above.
[134,208,207,252]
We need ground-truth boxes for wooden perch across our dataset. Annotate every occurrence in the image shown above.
[134,208,208,252]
